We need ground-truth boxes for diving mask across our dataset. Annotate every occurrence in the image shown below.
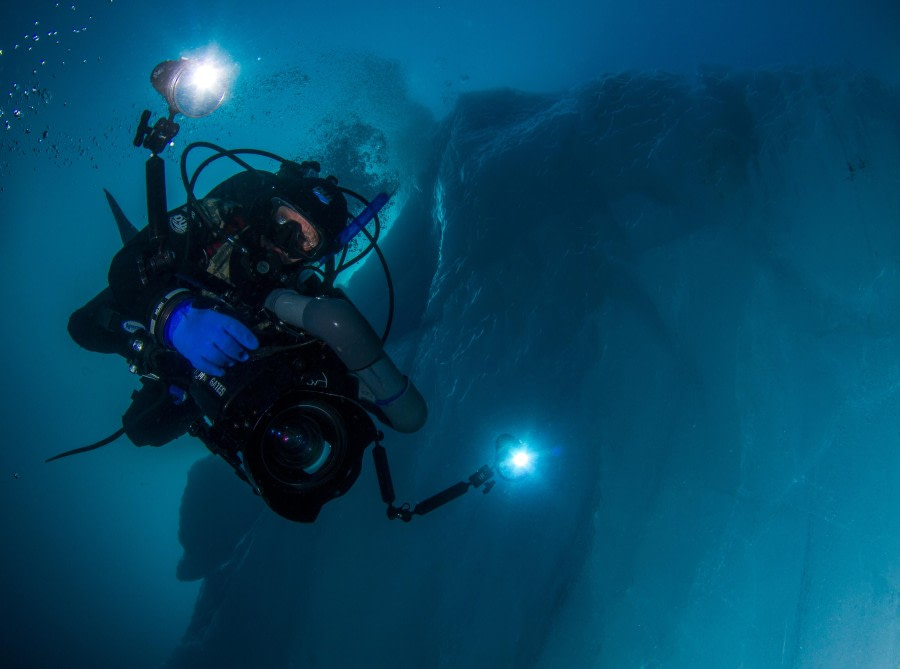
[271,197,326,260]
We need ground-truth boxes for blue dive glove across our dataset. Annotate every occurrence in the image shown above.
[165,301,259,376]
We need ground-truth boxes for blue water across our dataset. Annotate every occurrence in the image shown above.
[2,1,899,667]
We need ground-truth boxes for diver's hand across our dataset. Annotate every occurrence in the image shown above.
[166,303,259,376]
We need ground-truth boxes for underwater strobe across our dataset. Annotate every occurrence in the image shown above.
[150,57,232,119]
[372,433,536,521]
[131,54,236,284]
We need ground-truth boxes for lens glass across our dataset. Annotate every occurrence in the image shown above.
[271,199,325,259]
[172,62,227,118]
[265,409,333,476]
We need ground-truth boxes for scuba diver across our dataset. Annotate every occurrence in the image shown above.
[59,141,428,522]
[50,57,524,524]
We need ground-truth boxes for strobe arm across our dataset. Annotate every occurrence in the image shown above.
[133,109,181,285]
[372,443,495,522]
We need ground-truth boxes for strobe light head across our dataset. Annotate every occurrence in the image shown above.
[495,433,535,481]
[151,57,232,118]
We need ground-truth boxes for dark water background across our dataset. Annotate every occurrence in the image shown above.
[1,1,899,667]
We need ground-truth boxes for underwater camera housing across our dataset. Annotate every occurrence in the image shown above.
[188,339,377,523]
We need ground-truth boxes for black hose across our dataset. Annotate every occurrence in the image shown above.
[45,428,126,463]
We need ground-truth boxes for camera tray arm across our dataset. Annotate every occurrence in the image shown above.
[372,441,495,522]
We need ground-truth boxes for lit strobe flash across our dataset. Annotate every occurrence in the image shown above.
[495,434,536,480]
[509,447,534,472]
[186,61,224,92]
[151,51,236,118]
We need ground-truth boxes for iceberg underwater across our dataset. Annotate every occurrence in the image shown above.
[161,68,900,667]
[2,1,899,666]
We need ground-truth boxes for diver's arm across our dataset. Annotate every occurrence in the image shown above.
[68,287,136,357]
[265,289,427,433]
[68,284,195,380]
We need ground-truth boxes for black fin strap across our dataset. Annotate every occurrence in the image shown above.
[45,428,126,463]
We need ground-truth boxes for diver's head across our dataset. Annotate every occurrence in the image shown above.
[262,162,349,262]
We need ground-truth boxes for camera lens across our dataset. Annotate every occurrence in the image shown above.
[264,408,333,476]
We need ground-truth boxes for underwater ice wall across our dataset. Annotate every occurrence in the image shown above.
[170,69,900,668]
[514,70,900,666]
